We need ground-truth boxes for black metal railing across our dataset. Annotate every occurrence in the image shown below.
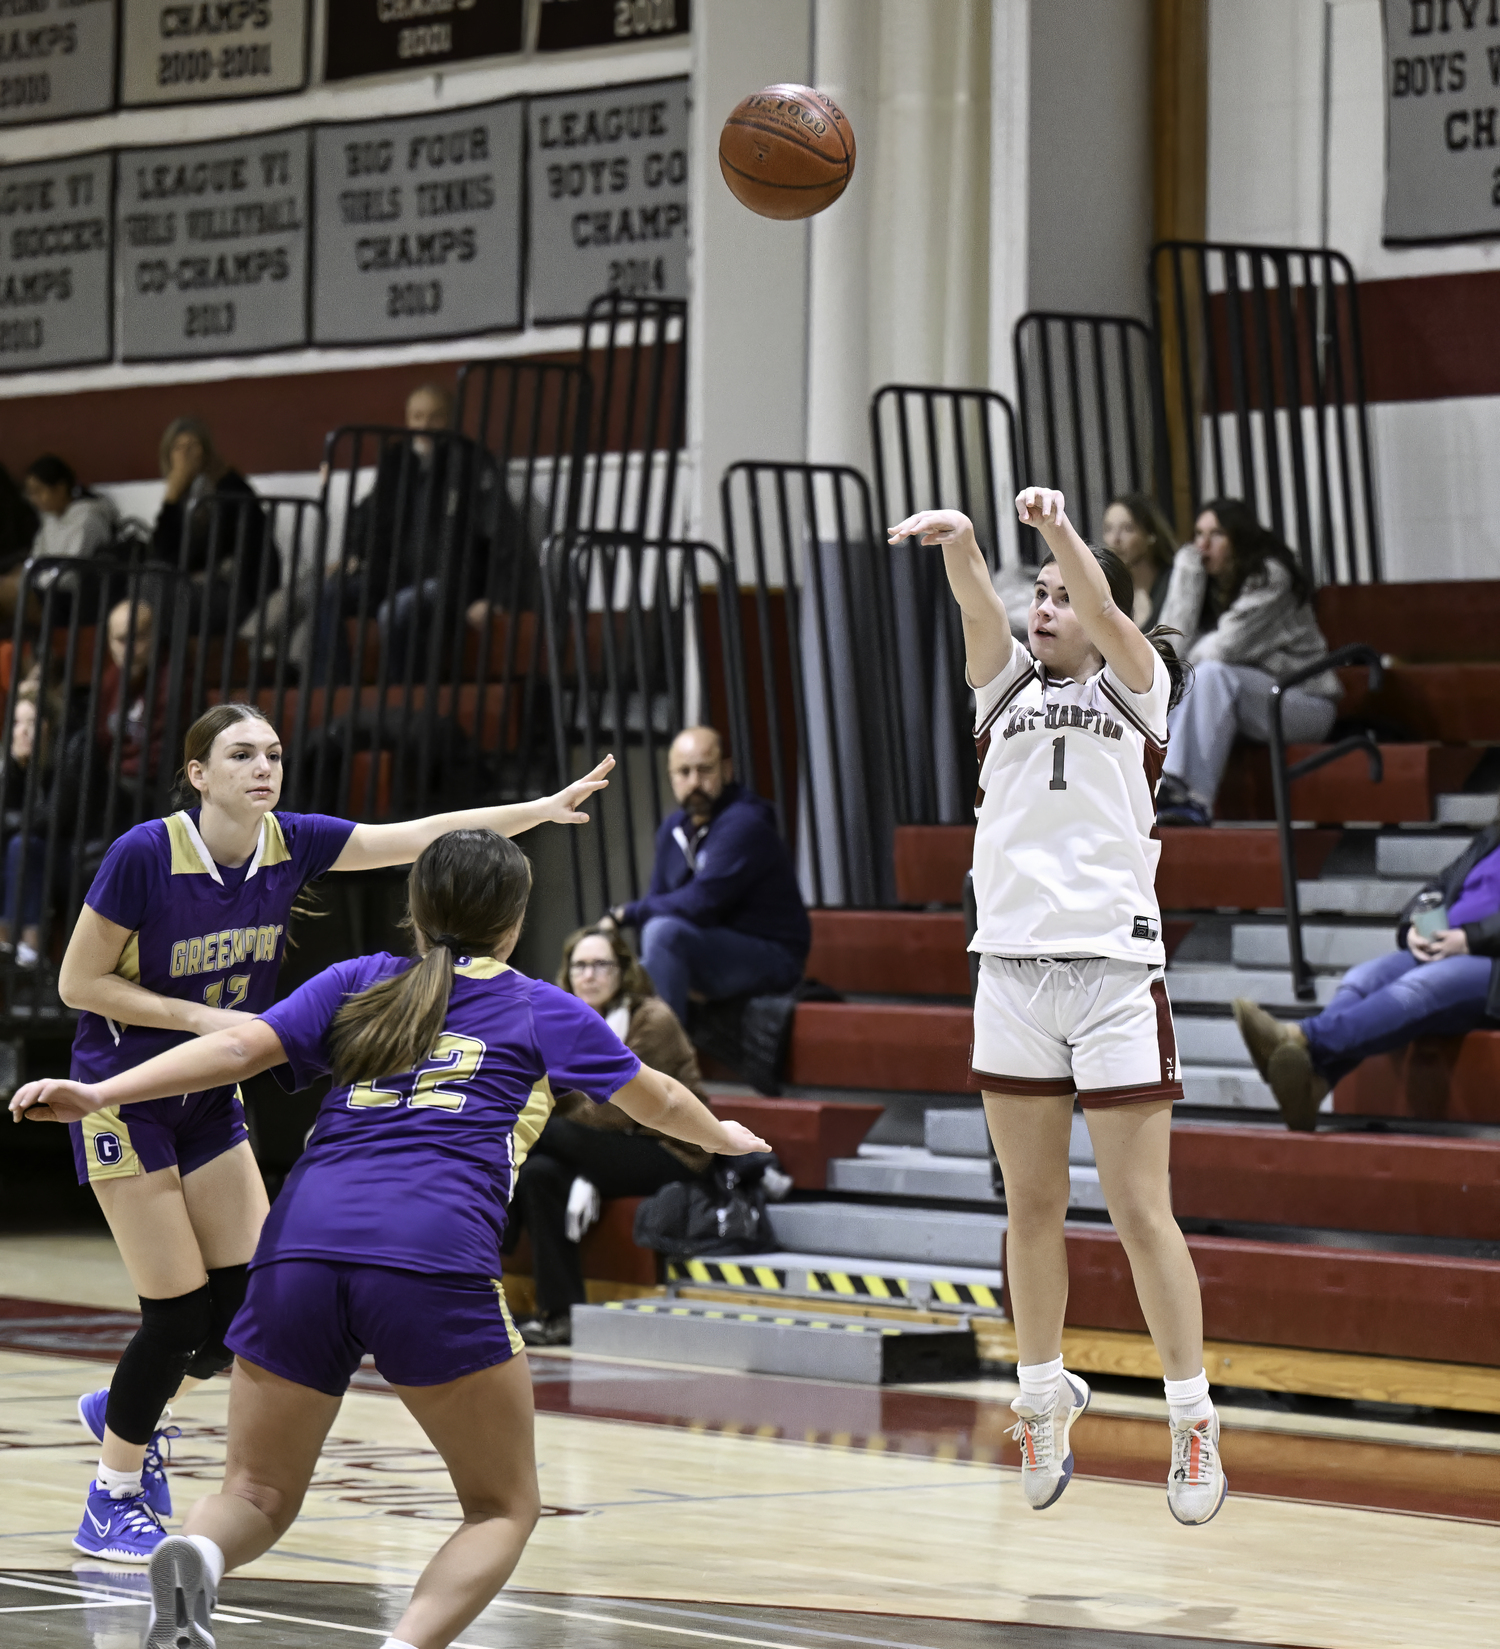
[720,460,899,907]
[870,383,1031,826]
[1150,240,1381,583]
[540,533,747,927]
[1268,644,1385,1001]
[1012,310,1171,541]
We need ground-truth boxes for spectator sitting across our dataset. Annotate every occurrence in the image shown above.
[0,687,56,965]
[1154,498,1339,826]
[507,924,714,1348]
[1234,820,1500,1130]
[326,381,518,679]
[153,415,273,632]
[1101,492,1178,630]
[90,599,176,827]
[23,455,118,578]
[604,726,809,1028]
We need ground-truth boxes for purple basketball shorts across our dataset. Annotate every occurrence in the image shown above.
[225,1259,525,1396]
[70,1087,249,1186]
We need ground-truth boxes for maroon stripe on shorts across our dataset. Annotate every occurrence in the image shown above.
[1078,978,1182,1108]
[970,1070,1076,1097]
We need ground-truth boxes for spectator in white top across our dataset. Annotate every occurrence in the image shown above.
[1155,499,1339,827]
[22,457,118,589]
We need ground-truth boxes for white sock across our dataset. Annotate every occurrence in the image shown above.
[187,1535,226,1588]
[1016,1355,1065,1413]
[1164,1369,1213,1426]
[96,1461,143,1499]
[378,1639,419,1649]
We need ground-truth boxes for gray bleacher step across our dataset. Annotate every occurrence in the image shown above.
[768,1201,1004,1268]
[1231,923,1389,971]
[1376,835,1469,879]
[829,1147,1104,1211]
[1177,1016,1255,1067]
[1436,793,1499,828]
[571,1297,980,1384]
[925,1108,1095,1163]
[1167,965,1340,1008]
[665,1251,1006,1312]
[1180,1063,1331,1115]
[1297,879,1422,917]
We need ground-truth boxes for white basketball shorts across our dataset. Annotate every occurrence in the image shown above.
[970,955,1183,1108]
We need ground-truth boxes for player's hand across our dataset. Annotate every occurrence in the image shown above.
[716,1120,773,1156]
[543,755,614,825]
[887,509,975,547]
[1016,487,1068,529]
[9,1078,107,1125]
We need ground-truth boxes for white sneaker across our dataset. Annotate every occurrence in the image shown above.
[144,1535,216,1649]
[1167,1410,1228,1525]
[1009,1369,1091,1509]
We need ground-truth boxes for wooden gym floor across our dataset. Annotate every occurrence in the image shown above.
[2,1233,1498,1649]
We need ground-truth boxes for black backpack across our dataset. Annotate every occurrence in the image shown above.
[632,1155,780,1257]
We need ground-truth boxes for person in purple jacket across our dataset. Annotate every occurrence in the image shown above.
[45,698,612,1565]
[602,725,810,1025]
[12,827,770,1649]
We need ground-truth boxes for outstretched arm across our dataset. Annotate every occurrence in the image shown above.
[888,510,1013,688]
[331,754,614,872]
[610,1066,771,1156]
[9,1018,289,1125]
[1016,487,1158,694]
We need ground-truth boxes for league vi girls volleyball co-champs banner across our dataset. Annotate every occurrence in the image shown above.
[0,74,688,371]
[1383,0,1500,243]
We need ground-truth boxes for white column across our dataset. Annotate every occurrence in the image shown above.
[989,0,1031,403]
[687,0,814,555]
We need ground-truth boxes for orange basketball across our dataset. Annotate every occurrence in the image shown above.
[718,83,855,221]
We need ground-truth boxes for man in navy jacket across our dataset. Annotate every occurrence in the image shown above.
[605,726,809,1025]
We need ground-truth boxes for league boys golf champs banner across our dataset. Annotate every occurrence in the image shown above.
[1384,0,1500,243]
[0,0,116,127]
[120,0,308,107]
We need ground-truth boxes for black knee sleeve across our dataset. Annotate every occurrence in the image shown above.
[106,1284,214,1445]
[183,1263,249,1381]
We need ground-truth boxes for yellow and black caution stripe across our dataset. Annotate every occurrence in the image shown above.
[931,1279,1002,1311]
[603,1299,903,1335]
[806,1270,911,1301]
[666,1260,788,1289]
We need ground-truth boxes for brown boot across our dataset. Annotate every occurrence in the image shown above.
[1232,998,1301,1083]
[1267,1041,1330,1132]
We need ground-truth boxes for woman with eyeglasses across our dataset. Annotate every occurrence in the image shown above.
[505,923,713,1346]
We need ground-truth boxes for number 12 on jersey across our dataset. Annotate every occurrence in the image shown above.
[1049,736,1068,791]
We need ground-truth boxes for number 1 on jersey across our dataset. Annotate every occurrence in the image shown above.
[1049,736,1068,791]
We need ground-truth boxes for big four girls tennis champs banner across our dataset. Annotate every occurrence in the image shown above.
[0,0,689,370]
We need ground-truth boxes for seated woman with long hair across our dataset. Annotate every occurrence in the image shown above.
[507,922,714,1347]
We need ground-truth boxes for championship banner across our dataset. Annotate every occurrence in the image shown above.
[310,99,523,345]
[1384,0,1500,243]
[536,0,689,53]
[0,151,112,371]
[324,0,524,83]
[116,129,310,360]
[0,0,116,127]
[527,76,689,323]
[119,0,308,107]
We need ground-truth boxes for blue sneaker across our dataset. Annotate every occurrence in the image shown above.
[73,1482,167,1563]
[78,1388,176,1519]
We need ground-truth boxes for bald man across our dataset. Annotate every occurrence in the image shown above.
[605,727,809,1025]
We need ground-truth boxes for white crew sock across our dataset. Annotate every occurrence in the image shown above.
[96,1462,143,1499]
[378,1639,419,1649]
[187,1535,226,1588]
[1015,1355,1065,1414]
[1164,1369,1213,1426]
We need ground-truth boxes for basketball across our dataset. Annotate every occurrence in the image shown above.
[718,83,856,220]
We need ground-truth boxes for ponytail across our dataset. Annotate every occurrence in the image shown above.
[327,828,532,1087]
[329,942,456,1086]
[1146,626,1193,710]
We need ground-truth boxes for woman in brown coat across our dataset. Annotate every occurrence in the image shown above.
[508,924,712,1345]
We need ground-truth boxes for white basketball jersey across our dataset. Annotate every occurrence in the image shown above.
[970,641,1170,966]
